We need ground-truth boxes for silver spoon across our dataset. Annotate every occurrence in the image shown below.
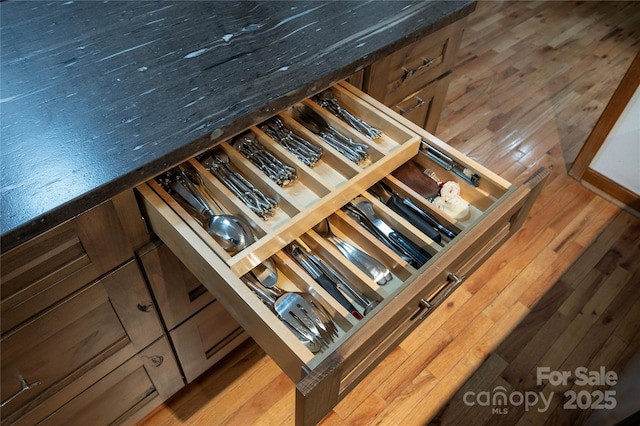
[169,170,253,254]
[178,163,279,287]
[313,218,392,285]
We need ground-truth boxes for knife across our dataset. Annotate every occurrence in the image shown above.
[351,198,431,268]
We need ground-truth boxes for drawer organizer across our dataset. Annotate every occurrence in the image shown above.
[137,82,548,425]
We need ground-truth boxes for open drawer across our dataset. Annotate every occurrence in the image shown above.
[136,82,548,425]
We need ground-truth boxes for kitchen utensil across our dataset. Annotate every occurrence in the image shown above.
[345,197,431,268]
[313,218,392,285]
[162,168,253,254]
[379,180,457,239]
[232,132,298,186]
[260,117,323,167]
[242,271,337,352]
[295,106,369,164]
[201,152,278,219]
[287,242,364,320]
[315,89,382,139]
[391,160,441,199]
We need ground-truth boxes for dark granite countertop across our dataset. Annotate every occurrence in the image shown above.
[1,1,474,252]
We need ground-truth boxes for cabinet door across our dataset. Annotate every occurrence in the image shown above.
[0,190,148,334]
[362,19,465,107]
[0,261,166,425]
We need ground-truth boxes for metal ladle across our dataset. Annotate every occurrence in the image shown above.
[313,218,392,285]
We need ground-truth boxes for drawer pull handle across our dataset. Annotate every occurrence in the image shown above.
[403,58,434,80]
[413,272,467,321]
[1,376,41,408]
[447,272,465,286]
[137,302,154,312]
[398,97,426,115]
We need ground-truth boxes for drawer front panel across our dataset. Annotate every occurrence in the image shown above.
[170,300,247,383]
[0,193,146,334]
[34,337,182,426]
[0,261,164,423]
[138,240,214,330]
[137,81,548,426]
[392,73,452,134]
[363,19,465,107]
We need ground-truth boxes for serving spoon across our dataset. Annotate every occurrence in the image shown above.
[313,218,391,285]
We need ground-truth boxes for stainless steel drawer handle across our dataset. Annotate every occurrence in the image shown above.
[398,97,426,115]
[413,272,467,321]
[1,376,41,408]
[403,58,434,80]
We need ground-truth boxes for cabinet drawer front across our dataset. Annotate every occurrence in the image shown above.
[0,261,164,423]
[364,19,465,107]
[34,337,182,426]
[138,240,215,330]
[170,300,247,383]
[392,73,452,133]
[137,81,548,425]
[0,192,147,334]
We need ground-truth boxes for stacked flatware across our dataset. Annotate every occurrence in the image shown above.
[232,132,298,187]
[241,270,338,353]
[314,89,382,140]
[201,152,278,219]
[260,117,323,167]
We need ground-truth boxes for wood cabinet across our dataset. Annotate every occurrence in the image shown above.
[138,241,248,383]
[137,81,548,425]
[0,191,184,425]
[358,19,466,133]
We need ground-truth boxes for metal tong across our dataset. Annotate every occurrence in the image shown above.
[315,89,382,140]
[422,142,480,187]
[285,242,372,320]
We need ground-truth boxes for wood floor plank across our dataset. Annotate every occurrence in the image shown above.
[332,345,409,420]
[437,354,509,426]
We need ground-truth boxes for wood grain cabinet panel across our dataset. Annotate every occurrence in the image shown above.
[33,337,183,426]
[0,190,148,335]
[138,240,248,384]
[137,240,214,330]
[137,81,549,425]
[392,73,452,134]
[0,260,170,425]
[360,19,466,132]
[170,302,247,383]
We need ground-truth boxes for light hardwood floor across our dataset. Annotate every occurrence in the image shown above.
[139,2,640,425]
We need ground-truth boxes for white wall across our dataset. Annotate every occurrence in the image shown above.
[590,86,640,195]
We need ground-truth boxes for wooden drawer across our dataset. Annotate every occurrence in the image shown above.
[0,261,166,425]
[170,300,247,383]
[392,72,452,134]
[137,240,215,330]
[136,81,548,425]
[33,337,182,426]
[362,19,466,108]
[0,190,149,335]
